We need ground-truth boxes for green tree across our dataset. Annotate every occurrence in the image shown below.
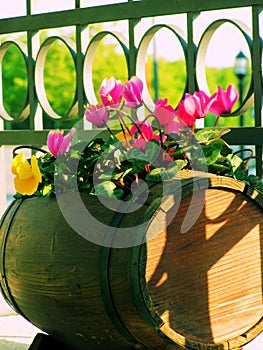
[2,44,28,119]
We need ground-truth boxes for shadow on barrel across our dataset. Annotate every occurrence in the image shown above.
[146,186,263,347]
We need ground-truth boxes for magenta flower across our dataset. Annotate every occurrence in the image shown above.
[131,138,148,149]
[209,85,238,116]
[154,98,176,127]
[165,119,181,134]
[130,121,153,140]
[85,104,110,128]
[122,76,143,108]
[47,128,76,157]
[130,121,166,149]
[176,91,214,127]
[99,77,124,107]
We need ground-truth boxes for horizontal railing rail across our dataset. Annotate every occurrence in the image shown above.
[0,0,262,33]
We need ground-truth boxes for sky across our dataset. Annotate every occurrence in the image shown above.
[0,1,262,68]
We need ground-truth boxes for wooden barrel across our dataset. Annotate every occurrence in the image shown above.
[0,172,263,350]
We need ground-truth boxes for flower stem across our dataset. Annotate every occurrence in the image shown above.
[213,115,220,127]
[105,124,116,139]
[144,113,164,148]
[191,121,196,134]
[118,115,131,149]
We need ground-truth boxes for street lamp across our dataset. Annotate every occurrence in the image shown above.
[234,50,249,127]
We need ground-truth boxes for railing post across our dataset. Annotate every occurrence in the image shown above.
[128,0,137,78]
[252,6,263,176]
[75,0,85,127]
[0,146,7,216]
[0,32,6,215]
[186,12,199,94]
[27,0,42,131]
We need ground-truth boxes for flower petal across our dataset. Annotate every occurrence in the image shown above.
[14,176,40,196]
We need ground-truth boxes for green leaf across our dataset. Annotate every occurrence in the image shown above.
[118,168,133,180]
[126,142,161,164]
[112,188,125,199]
[255,181,263,194]
[145,140,161,163]
[208,163,232,175]
[94,181,124,199]
[146,159,187,182]
[114,149,125,165]
[194,158,209,171]
[227,154,243,176]
[41,184,53,197]
[110,168,133,181]
[98,173,114,181]
[247,174,261,187]
[195,127,231,144]
[209,138,232,157]
[202,142,222,165]
[145,167,166,182]
[70,149,82,159]
[172,158,187,171]
[126,148,148,162]
[168,147,186,159]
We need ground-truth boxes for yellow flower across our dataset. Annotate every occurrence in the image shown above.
[11,153,42,195]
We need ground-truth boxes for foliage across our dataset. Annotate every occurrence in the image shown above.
[11,76,263,200]
[13,125,263,199]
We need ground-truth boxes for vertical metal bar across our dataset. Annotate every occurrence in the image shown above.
[27,0,39,131]
[26,0,31,15]
[0,146,7,215]
[0,31,7,212]
[128,21,137,78]
[75,0,85,127]
[252,6,263,176]
[186,12,199,94]
[127,0,137,78]
[27,32,36,130]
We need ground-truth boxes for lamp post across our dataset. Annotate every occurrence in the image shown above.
[234,51,249,127]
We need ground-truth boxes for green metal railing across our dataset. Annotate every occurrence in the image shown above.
[0,0,262,206]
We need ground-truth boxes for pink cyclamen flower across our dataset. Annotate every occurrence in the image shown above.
[122,76,143,108]
[176,91,214,127]
[209,85,238,116]
[165,119,181,135]
[99,77,124,107]
[130,121,166,149]
[85,104,110,128]
[47,127,76,157]
[154,98,176,127]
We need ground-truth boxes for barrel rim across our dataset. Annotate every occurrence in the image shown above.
[130,173,263,349]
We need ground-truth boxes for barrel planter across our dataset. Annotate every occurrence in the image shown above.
[0,172,263,350]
